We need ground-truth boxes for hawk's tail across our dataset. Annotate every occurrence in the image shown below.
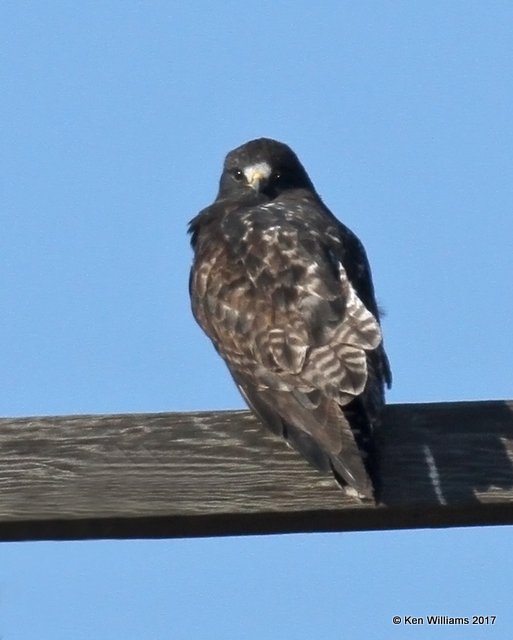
[332,398,379,501]
[236,377,377,500]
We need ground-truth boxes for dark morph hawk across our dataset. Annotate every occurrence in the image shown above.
[188,138,391,499]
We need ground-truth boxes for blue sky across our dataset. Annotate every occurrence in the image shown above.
[1,1,513,638]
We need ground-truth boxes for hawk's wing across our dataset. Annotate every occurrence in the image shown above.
[190,194,387,498]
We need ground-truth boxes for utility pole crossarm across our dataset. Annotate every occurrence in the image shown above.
[0,400,512,541]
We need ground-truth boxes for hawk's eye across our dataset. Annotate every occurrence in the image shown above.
[232,169,244,182]
[271,170,282,182]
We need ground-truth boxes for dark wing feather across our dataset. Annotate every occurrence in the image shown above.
[190,192,387,498]
[333,220,392,392]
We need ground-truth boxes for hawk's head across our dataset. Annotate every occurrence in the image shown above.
[217,138,315,200]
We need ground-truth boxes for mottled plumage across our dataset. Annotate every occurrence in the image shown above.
[188,138,391,499]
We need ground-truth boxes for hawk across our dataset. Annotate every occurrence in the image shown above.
[188,138,391,499]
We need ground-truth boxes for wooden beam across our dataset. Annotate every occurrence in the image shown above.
[0,400,512,541]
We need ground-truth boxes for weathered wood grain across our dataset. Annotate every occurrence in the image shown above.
[0,400,512,541]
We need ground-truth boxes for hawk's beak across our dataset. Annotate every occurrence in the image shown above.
[248,171,267,191]
[244,162,272,192]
